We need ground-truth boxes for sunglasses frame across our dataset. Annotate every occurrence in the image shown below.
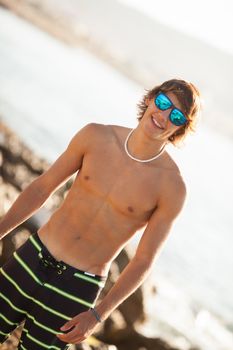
[154,92,188,127]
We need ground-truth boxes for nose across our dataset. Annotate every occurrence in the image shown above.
[156,111,168,128]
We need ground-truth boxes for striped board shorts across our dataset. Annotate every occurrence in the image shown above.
[0,232,107,349]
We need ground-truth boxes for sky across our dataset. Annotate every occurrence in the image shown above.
[118,0,233,55]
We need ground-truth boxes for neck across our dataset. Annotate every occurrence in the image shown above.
[127,126,167,160]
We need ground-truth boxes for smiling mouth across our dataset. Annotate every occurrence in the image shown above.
[151,115,164,130]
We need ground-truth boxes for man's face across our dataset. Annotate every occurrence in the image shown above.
[142,91,186,141]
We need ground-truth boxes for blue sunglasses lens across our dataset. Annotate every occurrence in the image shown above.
[155,93,173,110]
[170,109,187,126]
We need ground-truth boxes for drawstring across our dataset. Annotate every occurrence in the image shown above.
[38,251,67,275]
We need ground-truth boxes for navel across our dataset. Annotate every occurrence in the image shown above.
[84,175,90,180]
[127,206,134,213]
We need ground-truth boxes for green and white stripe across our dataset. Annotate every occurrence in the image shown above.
[19,342,27,350]
[0,329,10,337]
[0,312,19,326]
[29,235,41,252]
[0,268,71,320]
[25,313,64,335]
[30,234,106,288]
[13,252,43,285]
[21,328,61,350]
[11,252,95,308]
[46,283,93,308]
[0,291,27,315]
[0,292,65,336]
[73,272,105,288]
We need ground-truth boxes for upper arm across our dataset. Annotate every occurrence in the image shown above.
[134,176,187,265]
[35,123,97,196]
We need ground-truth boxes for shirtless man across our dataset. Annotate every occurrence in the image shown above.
[0,79,201,348]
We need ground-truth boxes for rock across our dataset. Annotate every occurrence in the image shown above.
[98,327,182,350]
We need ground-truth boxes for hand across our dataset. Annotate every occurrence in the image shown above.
[56,310,100,344]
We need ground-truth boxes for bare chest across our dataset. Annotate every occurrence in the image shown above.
[73,150,165,221]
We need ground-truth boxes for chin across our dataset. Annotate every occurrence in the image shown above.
[144,117,162,135]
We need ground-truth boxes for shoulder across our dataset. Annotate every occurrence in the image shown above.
[79,122,106,135]
[170,172,187,199]
[70,123,128,155]
[162,151,187,198]
[71,122,109,144]
[93,124,131,145]
[72,123,125,151]
[83,122,117,137]
[158,169,187,221]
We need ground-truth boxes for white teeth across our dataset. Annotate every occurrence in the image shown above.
[152,116,163,129]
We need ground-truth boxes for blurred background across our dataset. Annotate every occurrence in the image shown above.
[0,1,232,349]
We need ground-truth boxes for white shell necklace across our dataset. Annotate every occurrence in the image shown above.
[124,128,166,163]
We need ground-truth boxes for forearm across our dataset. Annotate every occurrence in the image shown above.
[95,257,152,321]
[0,180,48,240]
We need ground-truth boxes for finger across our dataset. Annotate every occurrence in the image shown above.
[70,336,86,345]
[67,334,84,344]
[56,336,67,344]
[57,327,82,343]
[57,335,71,343]
[58,334,84,344]
[60,324,72,331]
[60,320,76,331]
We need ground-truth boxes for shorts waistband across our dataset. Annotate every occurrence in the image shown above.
[30,232,107,282]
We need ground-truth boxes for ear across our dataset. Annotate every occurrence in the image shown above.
[145,98,150,106]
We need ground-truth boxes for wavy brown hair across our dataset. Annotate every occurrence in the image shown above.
[137,78,202,147]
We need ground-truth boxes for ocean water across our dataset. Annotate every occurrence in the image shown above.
[0,6,232,350]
